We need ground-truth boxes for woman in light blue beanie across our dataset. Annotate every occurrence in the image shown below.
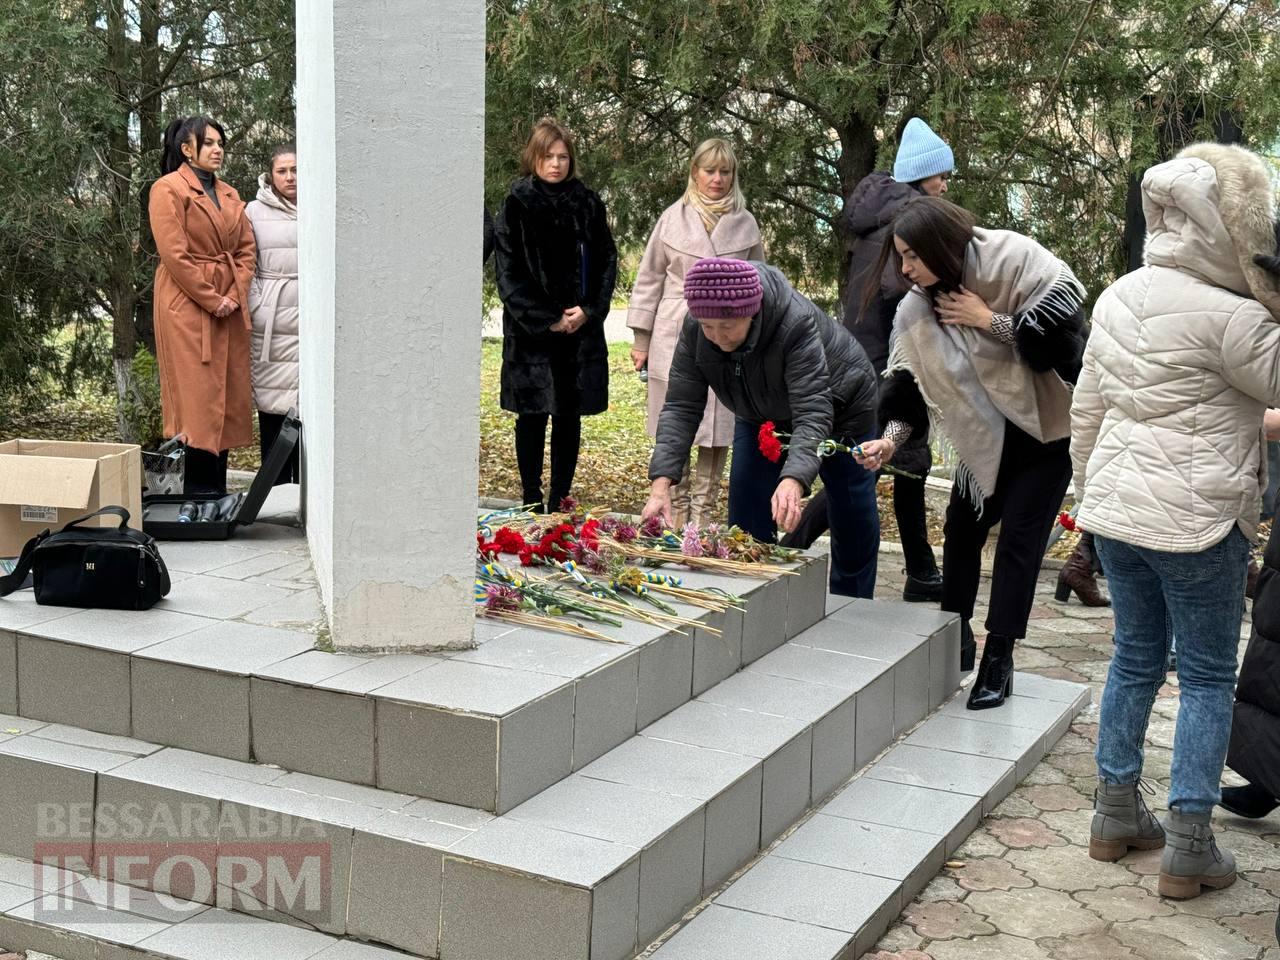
[893,117,954,193]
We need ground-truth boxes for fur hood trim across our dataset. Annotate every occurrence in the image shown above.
[1175,142,1280,317]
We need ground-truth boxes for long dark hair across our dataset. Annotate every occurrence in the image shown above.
[862,196,977,318]
[160,116,228,176]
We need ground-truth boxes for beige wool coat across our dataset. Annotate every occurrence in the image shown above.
[149,164,256,454]
[627,201,764,446]
[245,175,299,415]
[1072,143,1280,552]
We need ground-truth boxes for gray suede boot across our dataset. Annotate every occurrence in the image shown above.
[1089,780,1165,862]
[1158,809,1236,899]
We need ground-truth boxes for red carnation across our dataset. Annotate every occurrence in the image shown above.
[493,526,529,554]
[758,421,784,463]
[1058,511,1077,532]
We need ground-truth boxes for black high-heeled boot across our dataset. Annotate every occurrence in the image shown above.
[1220,780,1278,819]
[960,620,977,673]
[967,633,1015,710]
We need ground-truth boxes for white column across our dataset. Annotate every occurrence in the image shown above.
[296,0,482,651]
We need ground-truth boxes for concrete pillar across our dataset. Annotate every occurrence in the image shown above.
[296,0,482,651]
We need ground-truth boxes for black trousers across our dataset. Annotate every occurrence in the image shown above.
[515,414,581,509]
[184,448,228,496]
[781,473,938,577]
[259,411,301,486]
[942,423,1071,639]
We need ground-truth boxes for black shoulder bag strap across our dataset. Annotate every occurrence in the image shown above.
[0,529,50,597]
[62,506,132,531]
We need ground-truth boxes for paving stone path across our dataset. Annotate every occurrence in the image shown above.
[866,557,1279,960]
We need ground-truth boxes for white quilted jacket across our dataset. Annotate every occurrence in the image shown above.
[245,175,298,414]
[1072,145,1280,552]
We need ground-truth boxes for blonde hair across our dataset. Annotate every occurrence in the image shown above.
[518,117,577,180]
[682,138,746,211]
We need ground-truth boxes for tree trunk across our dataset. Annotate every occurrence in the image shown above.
[136,0,161,355]
[105,0,139,442]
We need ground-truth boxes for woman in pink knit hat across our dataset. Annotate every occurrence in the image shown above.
[642,257,882,597]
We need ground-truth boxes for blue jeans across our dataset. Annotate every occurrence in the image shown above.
[1095,528,1250,814]
[728,419,880,597]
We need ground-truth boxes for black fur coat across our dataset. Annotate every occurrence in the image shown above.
[495,176,618,416]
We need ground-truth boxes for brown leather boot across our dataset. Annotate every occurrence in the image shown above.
[1055,540,1110,606]
[1246,559,1260,600]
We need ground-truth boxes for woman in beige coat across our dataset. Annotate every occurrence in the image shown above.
[245,143,300,484]
[628,139,764,527]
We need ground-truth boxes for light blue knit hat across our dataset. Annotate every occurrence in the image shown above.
[893,117,954,183]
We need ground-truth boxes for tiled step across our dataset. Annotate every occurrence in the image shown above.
[0,597,959,960]
[648,672,1091,960]
[0,543,828,813]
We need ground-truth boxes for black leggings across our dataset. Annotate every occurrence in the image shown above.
[941,423,1071,639]
[515,414,581,510]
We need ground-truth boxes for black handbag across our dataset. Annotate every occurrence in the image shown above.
[0,506,170,610]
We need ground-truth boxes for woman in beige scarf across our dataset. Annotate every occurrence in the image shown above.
[858,197,1087,710]
[627,139,764,527]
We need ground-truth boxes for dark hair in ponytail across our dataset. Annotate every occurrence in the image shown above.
[159,116,229,176]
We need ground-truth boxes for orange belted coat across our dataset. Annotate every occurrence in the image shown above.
[149,164,257,454]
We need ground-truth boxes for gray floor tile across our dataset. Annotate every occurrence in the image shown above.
[0,734,137,773]
[249,679,376,785]
[894,643,931,734]
[451,626,623,678]
[0,631,14,714]
[649,903,853,960]
[938,688,1073,732]
[1008,670,1089,704]
[314,653,443,695]
[579,734,760,803]
[155,573,294,620]
[27,724,157,758]
[791,618,924,662]
[131,661,251,761]
[23,608,213,653]
[931,624,962,708]
[151,540,281,576]
[449,818,638,887]
[373,659,568,716]
[811,696,858,804]
[716,855,900,947]
[0,599,78,632]
[825,592,856,616]
[5,895,172,947]
[829,598,957,637]
[505,775,704,848]
[906,713,1046,777]
[204,550,301,581]
[134,620,316,675]
[0,712,47,736]
[865,742,1017,799]
[636,629,694,729]
[692,608,743,696]
[740,577,789,665]
[761,731,812,846]
[702,765,763,894]
[821,777,982,854]
[642,699,808,759]
[376,701,497,809]
[251,649,372,686]
[571,653,638,771]
[17,637,132,736]
[496,687,575,813]
[400,798,495,832]
[855,669,895,769]
[696,668,848,723]
[774,812,944,885]
[0,752,95,860]
[271,773,415,813]
[784,554,828,640]
[239,587,324,628]
[347,827,444,956]
[747,642,890,692]
[134,905,336,960]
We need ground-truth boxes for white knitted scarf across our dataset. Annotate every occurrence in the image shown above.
[885,228,1085,510]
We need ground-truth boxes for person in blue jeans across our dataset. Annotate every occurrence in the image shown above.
[641,257,880,597]
[1072,143,1280,900]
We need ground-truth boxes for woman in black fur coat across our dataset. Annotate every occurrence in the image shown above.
[495,118,618,511]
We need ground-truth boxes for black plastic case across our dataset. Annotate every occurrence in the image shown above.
[142,413,300,541]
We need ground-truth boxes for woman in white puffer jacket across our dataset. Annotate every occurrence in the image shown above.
[245,144,299,483]
[1072,142,1280,901]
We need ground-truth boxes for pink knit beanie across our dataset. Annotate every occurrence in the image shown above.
[683,258,764,319]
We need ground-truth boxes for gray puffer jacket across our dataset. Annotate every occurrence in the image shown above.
[650,262,878,491]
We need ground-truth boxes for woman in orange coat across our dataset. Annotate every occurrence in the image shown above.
[149,116,257,495]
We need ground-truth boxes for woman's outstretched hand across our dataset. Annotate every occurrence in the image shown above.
[853,438,896,472]
[936,286,993,331]
[771,478,804,533]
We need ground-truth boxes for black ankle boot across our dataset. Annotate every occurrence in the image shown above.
[967,633,1015,710]
[903,569,944,602]
[959,620,977,673]
[1220,781,1278,819]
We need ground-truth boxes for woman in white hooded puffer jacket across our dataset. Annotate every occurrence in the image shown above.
[1072,142,1280,901]
[245,144,300,483]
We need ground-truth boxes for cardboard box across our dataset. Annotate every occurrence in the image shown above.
[0,440,143,556]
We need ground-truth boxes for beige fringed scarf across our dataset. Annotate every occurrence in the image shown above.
[886,228,1085,510]
[686,190,737,234]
